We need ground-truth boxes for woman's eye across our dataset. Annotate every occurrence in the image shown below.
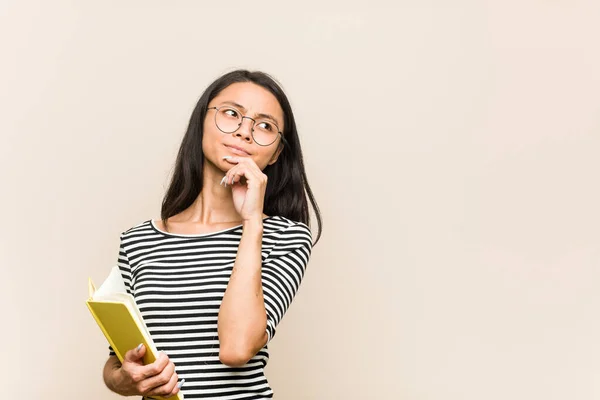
[257,122,273,131]
[224,109,238,118]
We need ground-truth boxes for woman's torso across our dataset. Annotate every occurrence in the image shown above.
[121,216,300,399]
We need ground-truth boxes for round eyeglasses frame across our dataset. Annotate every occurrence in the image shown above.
[207,106,286,147]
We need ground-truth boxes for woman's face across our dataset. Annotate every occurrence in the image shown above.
[203,82,285,171]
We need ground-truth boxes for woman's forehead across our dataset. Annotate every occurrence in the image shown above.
[213,82,283,118]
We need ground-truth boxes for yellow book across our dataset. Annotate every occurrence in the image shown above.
[87,266,184,400]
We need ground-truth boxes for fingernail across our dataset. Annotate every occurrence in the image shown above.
[136,343,143,351]
[223,156,232,160]
[177,379,186,389]
[220,176,226,185]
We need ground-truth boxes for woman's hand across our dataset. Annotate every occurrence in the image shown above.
[104,344,182,398]
[220,156,268,222]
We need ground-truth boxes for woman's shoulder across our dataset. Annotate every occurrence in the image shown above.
[119,219,154,238]
[264,215,312,243]
[264,215,309,231]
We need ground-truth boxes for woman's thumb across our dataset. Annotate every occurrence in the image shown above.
[125,343,146,362]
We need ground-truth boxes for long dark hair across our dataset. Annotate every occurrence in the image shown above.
[160,70,322,245]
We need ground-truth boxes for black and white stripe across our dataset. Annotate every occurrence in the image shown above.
[109,216,312,399]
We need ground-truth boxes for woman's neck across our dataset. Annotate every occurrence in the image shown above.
[178,159,241,225]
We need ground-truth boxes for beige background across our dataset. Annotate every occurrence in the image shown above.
[1,1,599,399]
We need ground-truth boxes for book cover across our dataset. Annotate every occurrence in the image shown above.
[87,267,184,400]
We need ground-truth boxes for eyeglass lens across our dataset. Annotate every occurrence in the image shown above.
[215,107,279,146]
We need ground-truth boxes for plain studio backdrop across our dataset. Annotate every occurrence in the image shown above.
[1,1,599,399]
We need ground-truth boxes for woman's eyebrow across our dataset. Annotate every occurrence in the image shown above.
[222,100,246,110]
[221,100,281,127]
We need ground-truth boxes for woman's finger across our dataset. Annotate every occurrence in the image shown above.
[146,369,179,397]
[229,166,247,186]
[221,156,241,186]
[220,156,263,187]
[232,170,241,185]
[234,164,261,186]
[137,356,173,393]
[138,352,169,380]
[222,156,240,164]
[221,164,238,187]
[223,155,264,177]
[220,165,237,187]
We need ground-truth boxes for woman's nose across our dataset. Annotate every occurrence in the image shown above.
[235,117,254,141]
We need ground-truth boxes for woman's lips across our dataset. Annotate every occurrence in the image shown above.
[224,145,250,156]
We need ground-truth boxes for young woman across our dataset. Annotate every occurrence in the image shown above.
[101,70,322,399]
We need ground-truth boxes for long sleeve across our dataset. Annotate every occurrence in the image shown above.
[261,222,313,343]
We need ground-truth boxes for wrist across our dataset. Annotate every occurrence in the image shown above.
[108,366,132,396]
[104,365,119,392]
[242,216,264,229]
[242,218,264,236]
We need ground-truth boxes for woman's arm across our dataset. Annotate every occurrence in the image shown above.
[217,156,312,367]
[218,217,269,367]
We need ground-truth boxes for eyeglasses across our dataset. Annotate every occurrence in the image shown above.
[207,105,284,147]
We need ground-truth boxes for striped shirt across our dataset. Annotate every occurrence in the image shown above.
[109,216,313,399]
